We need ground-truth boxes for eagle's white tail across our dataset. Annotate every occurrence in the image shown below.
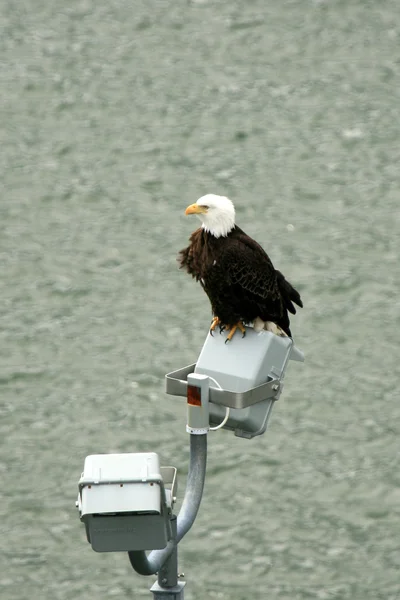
[253,317,288,337]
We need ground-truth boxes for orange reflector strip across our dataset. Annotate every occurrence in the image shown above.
[187,385,201,406]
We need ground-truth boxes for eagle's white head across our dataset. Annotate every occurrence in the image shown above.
[185,194,236,238]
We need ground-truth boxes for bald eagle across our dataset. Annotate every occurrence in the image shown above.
[179,194,303,342]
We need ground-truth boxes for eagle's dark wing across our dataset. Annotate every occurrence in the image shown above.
[210,231,302,335]
[206,233,285,328]
[220,235,281,301]
[230,231,303,315]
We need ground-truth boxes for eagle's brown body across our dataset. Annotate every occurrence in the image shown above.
[179,225,302,337]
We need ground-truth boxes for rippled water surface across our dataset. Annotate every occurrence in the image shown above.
[1,1,400,598]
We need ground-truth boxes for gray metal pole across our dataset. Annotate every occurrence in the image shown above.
[177,433,207,543]
[149,517,185,599]
[157,517,178,587]
[128,434,207,576]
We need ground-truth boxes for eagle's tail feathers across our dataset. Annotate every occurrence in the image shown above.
[276,270,303,315]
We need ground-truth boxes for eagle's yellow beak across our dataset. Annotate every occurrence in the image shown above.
[185,203,208,215]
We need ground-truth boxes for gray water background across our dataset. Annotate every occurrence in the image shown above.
[1,1,400,598]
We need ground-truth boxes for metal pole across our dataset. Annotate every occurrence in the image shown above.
[177,433,207,543]
[149,517,185,599]
[128,434,207,576]
[157,517,178,587]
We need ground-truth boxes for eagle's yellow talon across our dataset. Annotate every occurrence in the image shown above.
[224,321,246,343]
[210,317,220,336]
[210,317,220,331]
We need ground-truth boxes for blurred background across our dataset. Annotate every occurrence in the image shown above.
[1,1,399,598]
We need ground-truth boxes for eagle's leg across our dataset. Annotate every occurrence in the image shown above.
[209,316,221,336]
[225,321,246,343]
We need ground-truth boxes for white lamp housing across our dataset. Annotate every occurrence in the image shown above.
[77,452,176,552]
